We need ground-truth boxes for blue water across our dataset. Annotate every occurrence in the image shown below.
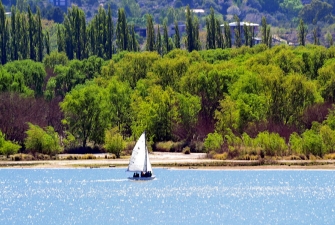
[0,169,334,225]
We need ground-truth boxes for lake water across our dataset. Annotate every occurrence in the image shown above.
[0,168,334,225]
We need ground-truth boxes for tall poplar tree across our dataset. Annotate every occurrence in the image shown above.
[215,20,224,49]
[234,15,241,48]
[36,8,44,62]
[57,24,65,53]
[156,25,162,55]
[261,16,271,47]
[223,21,231,48]
[45,31,50,55]
[20,12,29,59]
[163,22,172,54]
[146,14,155,51]
[106,5,114,59]
[298,18,307,46]
[185,5,194,52]
[116,8,129,51]
[174,21,180,49]
[0,0,8,64]
[11,6,18,61]
[128,25,139,51]
[185,5,200,52]
[206,7,216,49]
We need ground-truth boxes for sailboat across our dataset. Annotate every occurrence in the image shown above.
[127,132,155,180]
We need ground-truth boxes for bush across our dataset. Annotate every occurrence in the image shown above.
[82,154,96,159]
[182,147,191,154]
[11,154,34,161]
[213,152,228,160]
[204,132,223,153]
[107,154,116,159]
[0,130,21,157]
[324,153,335,159]
[35,153,51,160]
[189,141,204,153]
[155,141,175,152]
[104,129,125,158]
[25,123,62,156]
[254,131,287,156]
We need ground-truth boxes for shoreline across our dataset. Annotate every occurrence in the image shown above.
[1,152,335,170]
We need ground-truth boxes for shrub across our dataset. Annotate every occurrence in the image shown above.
[254,131,287,156]
[204,132,223,153]
[104,129,125,158]
[25,123,62,156]
[107,154,116,159]
[324,153,335,159]
[189,140,204,153]
[0,130,21,157]
[213,152,228,160]
[182,147,191,154]
[11,154,34,161]
[82,154,96,159]
[155,141,175,152]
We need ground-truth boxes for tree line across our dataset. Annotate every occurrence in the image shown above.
[2,44,335,159]
[1,1,298,66]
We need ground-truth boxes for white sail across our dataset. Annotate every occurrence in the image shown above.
[146,146,152,172]
[127,132,152,173]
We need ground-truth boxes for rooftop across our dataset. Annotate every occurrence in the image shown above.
[220,22,259,27]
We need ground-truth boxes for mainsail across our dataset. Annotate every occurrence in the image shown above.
[127,132,152,172]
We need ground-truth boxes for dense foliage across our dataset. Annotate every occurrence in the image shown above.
[2,1,335,160]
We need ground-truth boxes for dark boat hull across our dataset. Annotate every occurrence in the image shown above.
[128,176,156,181]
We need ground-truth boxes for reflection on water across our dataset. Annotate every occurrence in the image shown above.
[0,169,334,224]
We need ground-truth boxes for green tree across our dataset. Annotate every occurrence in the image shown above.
[106,5,114,59]
[43,51,68,69]
[223,21,231,48]
[206,7,216,49]
[116,8,129,52]
[146,14,155,51]
[60,82,109,147]
[176,92,201,140]
[0,0,8,64]
[261,16,271,48]
[36,8,44,62]
[313,27,320,45]
[163,22,172,55]
[174,21,180,49]
[107,77,132,135]
[4,60,46,97]
[185,5,200,52]
[156,25,162,55]
[27,6,36,61]
[298,19,307,46]
[45,30,50,55]
[280,0,303,18]
[234,15,242,48]
[215,96,240,134]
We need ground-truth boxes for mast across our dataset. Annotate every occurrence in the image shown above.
[143,131,147,172]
